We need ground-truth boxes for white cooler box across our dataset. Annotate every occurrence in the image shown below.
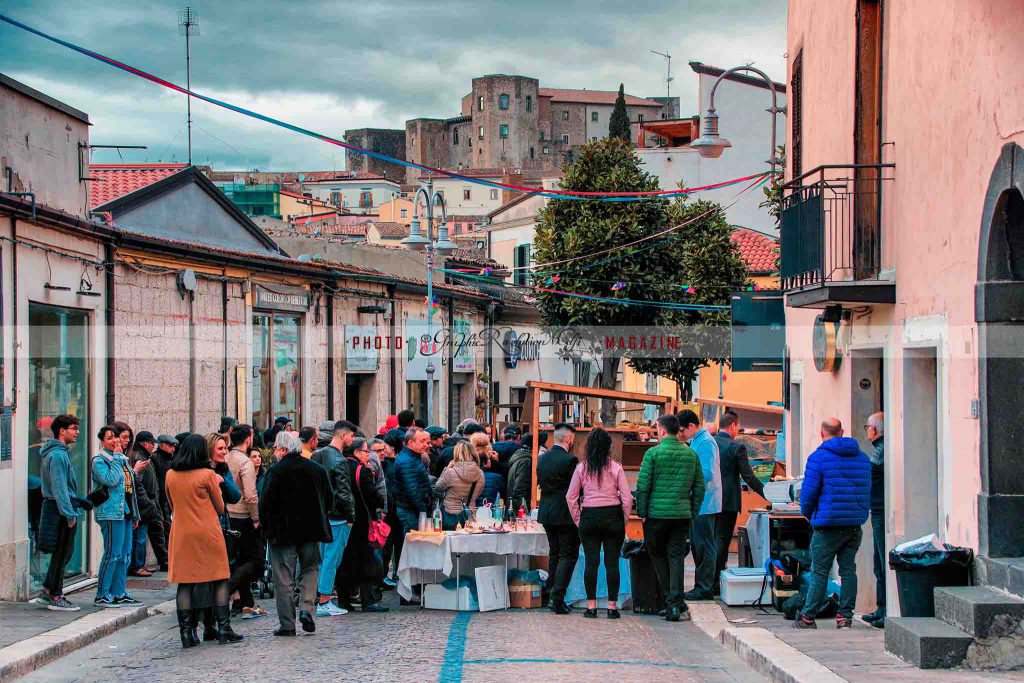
[719,567,771,606]
[423,583,478,611]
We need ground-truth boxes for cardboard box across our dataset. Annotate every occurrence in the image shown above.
[475,565,510,612]
[508,576,542,609]
[719,567,772,606]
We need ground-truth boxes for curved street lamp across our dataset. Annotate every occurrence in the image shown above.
[690,64,787,175]
[401,177,457,424]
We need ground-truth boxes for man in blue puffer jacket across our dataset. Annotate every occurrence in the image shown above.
[393,427,433,536]
[795,417,871,630]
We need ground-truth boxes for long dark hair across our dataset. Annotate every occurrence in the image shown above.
[584,428,612,484]
[112,420,134,455]
[171,434,211,471]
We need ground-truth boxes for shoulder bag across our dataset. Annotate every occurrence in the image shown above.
[357,465,390,548]
[87,455,111,508]
[212,469,241,562]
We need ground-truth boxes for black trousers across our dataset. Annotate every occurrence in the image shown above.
[544,523,580,603]
[228,517,264,609]
[382,508,404,579]
[43,517,76,597]
[147,515,168,567]
[578,506,625,602]
[643,517,690,610]
[714,511,738,593]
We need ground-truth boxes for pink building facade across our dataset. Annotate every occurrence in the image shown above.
[783,0,1024,615]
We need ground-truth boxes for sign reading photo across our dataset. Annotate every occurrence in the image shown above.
[345,325,383,373]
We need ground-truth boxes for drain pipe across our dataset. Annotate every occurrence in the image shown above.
[105,242,116,424]
[326,290,335,419]
[387,283,397,415]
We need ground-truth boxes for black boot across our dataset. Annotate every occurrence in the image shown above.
[215,605,243,644]
[177,610,198,649]
[200,608,219,642]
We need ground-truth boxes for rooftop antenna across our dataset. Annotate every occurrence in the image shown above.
[178,6,199,165]
[651,50,673,99]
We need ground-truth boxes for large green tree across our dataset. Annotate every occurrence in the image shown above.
[533,139,748,418]
[608,84,630,143]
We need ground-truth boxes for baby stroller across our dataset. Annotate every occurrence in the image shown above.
[256,546,274,599]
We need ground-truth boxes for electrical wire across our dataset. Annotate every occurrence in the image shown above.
[0,13,768,202]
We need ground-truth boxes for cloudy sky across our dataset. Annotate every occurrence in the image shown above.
[1,0,787,171]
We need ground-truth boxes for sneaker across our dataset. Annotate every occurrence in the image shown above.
[382,576,398,588]
[836,615,853,629]
[241,606,269,619]
[793,614,817,629]
[871,617,885,629]
[114,594,143,606]
[861,610,883,624]
[316,601,349,617]
[31,590,51,606]
[47,595,80,612]
[94,596,120,608]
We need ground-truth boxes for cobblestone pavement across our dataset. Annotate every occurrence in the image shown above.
[23,592,764,683]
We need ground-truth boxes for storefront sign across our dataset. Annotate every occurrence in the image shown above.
[346,325,381,373]
[405,319,441,381]
[452,318,475,373]
[254,284,310,312]
[503,330,541,369]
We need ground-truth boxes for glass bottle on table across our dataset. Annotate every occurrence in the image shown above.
[432,501,442,533]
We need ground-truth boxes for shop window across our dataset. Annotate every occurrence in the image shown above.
[252,313,302,431]
[407,381,428,421]
[28,304,90,590]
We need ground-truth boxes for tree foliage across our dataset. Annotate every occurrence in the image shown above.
[532,138,749,408]
[608,84,631,143]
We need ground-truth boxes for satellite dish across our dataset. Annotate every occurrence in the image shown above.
[177,269,197,299]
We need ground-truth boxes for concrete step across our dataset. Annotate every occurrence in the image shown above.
[976,556,1024,598]
[885,617,973,669]
[934,585,1024,637]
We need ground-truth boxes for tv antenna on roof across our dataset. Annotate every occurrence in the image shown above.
[651,50,673,99]
[178,6,200,165]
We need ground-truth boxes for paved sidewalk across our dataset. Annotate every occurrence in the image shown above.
[688,600,1024,683]
[0,575,175,681]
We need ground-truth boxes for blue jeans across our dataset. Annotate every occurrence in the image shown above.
[129,522,149,572]
[870,511,886,614]
[97,518,133,600]
[318,521,352,596]
[396,506,420,537]
[441,510,467,531]
[801,525,862,620]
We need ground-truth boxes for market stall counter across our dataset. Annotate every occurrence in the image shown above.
[397,527,549,609]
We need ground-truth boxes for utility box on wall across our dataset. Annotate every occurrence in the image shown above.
[730,291,785,372]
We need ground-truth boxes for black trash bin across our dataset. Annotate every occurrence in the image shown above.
[623,539,664,614]
[888,542,973,617]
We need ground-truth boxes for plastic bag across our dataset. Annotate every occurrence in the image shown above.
[888,538,973,571]
[621,539,647,558]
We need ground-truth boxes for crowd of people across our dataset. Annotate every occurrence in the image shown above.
[34,403,878,639]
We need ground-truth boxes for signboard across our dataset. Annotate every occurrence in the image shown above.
[254,284,310,312]
[503,329,541,369]
[453,318,474,373]
[346,325,380,373]
[405,318,440,381]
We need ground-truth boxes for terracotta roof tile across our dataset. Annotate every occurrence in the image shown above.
[731,228,778,274]
[370,222,409,238]
[418,167,512,179]
[539,88,663,107]
[88,164,189,209]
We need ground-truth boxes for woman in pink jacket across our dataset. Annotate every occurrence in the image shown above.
[566,427,633,619]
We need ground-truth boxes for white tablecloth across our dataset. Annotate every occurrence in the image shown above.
[397,529,549,600]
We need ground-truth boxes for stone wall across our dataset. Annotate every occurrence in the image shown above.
[343,128,407,182]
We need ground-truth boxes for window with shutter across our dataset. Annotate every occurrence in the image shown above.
[791,49,803,179]
[514,244,531,286]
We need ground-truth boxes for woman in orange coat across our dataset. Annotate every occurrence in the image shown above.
[166,434,242,648]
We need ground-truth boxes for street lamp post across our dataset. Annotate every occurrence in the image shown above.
[690,65,787,176]
[401,177,457,425]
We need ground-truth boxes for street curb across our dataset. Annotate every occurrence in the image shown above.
[0,598,175,682]
[718,626,847,683]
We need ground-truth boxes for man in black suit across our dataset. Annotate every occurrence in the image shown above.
[536,423,578,614]
[714,411,767,592]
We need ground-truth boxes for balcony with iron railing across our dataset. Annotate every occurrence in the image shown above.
[780,163,895,308]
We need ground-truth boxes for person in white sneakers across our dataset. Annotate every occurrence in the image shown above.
[37,414,86,611]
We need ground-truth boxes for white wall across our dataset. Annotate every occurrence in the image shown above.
[637,73,785,236]
[429,177,504,217]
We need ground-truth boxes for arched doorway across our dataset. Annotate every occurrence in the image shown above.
[976,142,1024,558]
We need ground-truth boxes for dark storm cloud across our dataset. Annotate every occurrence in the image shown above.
[0,0,786,169]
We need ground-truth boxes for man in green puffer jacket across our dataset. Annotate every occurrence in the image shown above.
[636,413,705,622]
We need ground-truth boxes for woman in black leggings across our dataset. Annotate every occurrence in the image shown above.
[566,428,634,618]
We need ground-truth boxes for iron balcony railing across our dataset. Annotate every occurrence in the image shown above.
[780,163,895,291]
